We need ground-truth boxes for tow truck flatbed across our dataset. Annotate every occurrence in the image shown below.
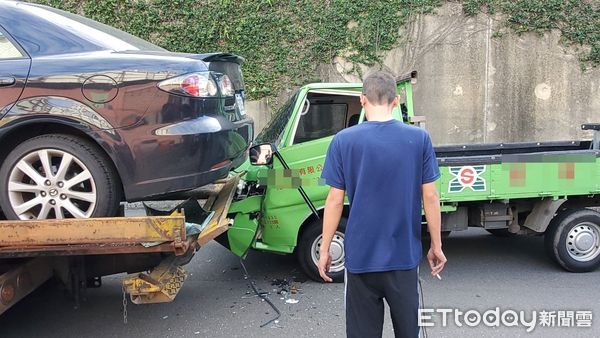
[0,174,239,315]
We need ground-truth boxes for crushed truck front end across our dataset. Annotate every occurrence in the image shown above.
[221,75,425,281]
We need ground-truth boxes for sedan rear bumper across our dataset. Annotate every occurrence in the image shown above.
[121,115,253,201]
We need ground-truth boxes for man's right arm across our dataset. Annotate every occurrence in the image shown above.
[423,182,447,276]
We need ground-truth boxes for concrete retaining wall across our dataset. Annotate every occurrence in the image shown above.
[246,3,600,145]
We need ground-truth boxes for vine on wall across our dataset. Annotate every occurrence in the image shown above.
[463,0,599,67]
[33,0,599,101]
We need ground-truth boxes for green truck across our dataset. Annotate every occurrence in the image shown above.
[218,71,600,282]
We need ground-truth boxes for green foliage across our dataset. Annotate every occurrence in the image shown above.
[31,0,442,101]
[32,0,598,101]
[463,0,599,67]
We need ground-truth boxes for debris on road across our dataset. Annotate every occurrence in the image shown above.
[271,278,302,297]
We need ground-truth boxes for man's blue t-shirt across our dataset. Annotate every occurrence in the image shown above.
[321,119,440,273]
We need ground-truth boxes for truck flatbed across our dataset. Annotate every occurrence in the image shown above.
[0,215,187,258]
[0,174,240,315]
[434,139,600,202]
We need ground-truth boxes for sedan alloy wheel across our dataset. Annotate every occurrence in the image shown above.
[8,148,97,219]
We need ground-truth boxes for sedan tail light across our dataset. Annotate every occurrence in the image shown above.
[158,72,236,98]
[219,75,235,97]
[158,72,218,97]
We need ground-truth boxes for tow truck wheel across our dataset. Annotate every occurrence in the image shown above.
[297,217,347,283]
[0,134,120,220]
[545,208,600,272]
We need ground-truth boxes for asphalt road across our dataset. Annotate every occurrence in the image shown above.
[1,228,599,337]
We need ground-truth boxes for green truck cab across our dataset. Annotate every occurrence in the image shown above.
[219,72,600,282]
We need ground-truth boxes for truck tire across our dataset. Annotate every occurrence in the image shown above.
[297,217,347,283]
[0,134,121,220]
[544,208,600,272]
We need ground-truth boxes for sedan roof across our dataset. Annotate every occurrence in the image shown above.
[0,1,165,57]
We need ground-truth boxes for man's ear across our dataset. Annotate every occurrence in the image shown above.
[391,95,400,108]
[360,94,367,107]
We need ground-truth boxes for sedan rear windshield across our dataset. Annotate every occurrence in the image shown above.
[3,3,165,56]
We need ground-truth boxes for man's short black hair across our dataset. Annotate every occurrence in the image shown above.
[362,71,397,105]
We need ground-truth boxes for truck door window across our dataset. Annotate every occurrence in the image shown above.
[293,102,347,144]
[397,86,408,122]
[0,32,22,59]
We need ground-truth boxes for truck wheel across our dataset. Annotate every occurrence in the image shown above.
[0,134,120,220]
[485,228,517,237]
[297,218,347,283]
[544,208,600,272]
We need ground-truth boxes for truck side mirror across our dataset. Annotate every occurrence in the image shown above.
[249,143,276,166]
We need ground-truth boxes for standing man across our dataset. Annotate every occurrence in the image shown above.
[318,71,447,337]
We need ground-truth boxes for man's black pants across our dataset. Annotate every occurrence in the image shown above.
[345,267,419,338]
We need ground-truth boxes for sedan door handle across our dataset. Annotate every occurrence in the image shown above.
[0,76,16,86]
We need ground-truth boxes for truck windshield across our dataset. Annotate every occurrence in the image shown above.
[255,91,299,146]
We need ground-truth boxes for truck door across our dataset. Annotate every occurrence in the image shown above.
[0,28,30,118]
[269,89,362,210]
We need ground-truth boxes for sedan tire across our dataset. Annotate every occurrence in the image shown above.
[0,134,120,220]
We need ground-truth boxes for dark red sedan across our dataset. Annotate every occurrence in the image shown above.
[0,1,253,220]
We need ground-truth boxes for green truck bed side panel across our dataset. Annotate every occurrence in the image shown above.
[438,159,600,202]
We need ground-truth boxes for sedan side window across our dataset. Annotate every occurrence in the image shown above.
[0,32,22,59]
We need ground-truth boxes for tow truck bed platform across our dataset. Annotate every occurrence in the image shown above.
[0,174,240,315]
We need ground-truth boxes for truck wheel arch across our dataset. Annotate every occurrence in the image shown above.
[522,199,567,233]
[296,204,350,250]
